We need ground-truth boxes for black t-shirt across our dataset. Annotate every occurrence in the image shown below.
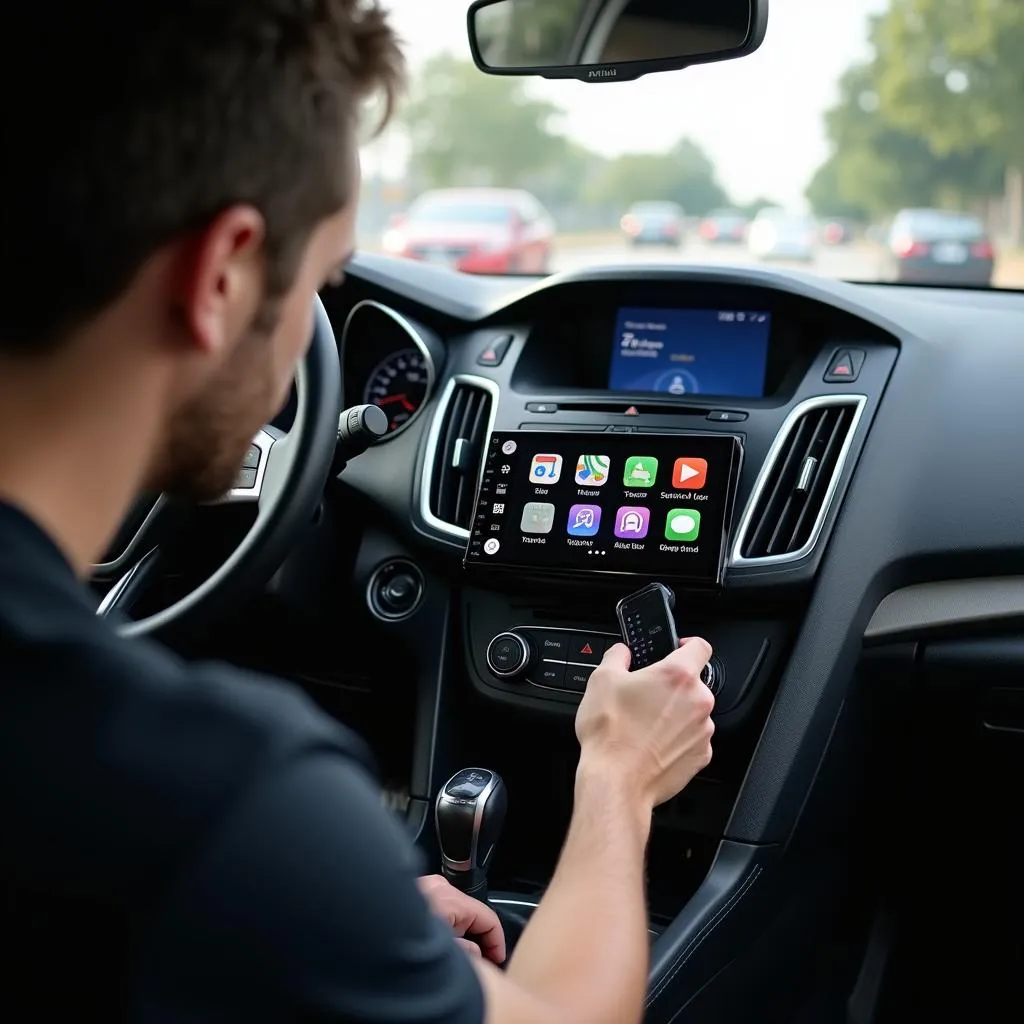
[0,503,484,1022]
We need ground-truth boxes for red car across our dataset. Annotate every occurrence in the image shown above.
[383,188,555,274]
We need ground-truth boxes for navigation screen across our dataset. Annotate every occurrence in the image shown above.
[608,307,771,398]
[465,431,742,585]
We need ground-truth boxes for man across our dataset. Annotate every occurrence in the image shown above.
[0,3,716,1022]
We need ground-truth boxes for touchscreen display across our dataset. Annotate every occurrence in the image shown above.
[608,307,771,398]
[465,431,742,584]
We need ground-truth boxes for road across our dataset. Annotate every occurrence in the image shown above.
[550,236,883,281]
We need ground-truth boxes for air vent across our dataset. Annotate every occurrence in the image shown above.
[424,377,497,537]
[735,396,866,563]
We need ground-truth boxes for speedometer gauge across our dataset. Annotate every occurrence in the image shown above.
[362,348,431,435]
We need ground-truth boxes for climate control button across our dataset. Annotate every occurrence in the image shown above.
[486,632,534,679]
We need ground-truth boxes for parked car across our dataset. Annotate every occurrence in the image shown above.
[821,217,856,245]
[620,201,685,247]
[697,208,748,244]
[382,187,554,274]
[747,208,818,262]
[883,208,994,286]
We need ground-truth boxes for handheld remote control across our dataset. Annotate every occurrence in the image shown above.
[615,583,679,670]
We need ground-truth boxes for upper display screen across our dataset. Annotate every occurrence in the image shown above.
[608,307,771,398]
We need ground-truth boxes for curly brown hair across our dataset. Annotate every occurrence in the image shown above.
[0,1,404,354]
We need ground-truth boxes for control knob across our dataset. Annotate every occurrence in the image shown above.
[485,631,534,680]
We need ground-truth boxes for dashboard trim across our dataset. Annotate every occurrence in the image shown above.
[729,393,868,568]
[418,373,500,542]
[341,299,437,441]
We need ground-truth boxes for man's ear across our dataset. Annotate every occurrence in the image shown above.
[176,206,266,356]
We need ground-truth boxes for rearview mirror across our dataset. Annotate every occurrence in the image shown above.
[467,0,768,83]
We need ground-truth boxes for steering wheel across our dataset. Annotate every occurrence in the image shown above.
[92,295,342,641]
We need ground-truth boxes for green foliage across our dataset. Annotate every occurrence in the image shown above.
[806,12,1005,220]
[583,139,728,215]
[873,0,1024,169]
[401,53,574,190]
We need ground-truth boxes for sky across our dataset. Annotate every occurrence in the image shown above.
[369,0,887,209]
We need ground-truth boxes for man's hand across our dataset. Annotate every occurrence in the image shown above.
[575,637,715,808]
[418,874,507,965]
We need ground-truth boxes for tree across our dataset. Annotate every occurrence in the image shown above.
[805,57,1002,221]
[873,0,1024,169]
[475,0,586,67]
[401,54,575,191]
[584,138,728,215]
[871,0,1023,241]
[736,197,781,219]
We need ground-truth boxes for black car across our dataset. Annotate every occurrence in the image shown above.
[885,208,994,286]
[620,201,684,247]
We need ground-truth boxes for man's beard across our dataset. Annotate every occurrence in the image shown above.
[145,304,280,502]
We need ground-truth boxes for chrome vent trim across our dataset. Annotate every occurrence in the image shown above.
[419,375,499,541]
[730,394,867,566]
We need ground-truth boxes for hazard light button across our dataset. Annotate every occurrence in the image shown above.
[568,634,604,666]
[824,348,865,383]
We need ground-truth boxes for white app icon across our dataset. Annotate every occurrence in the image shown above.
[529,453,563,484]
[520,502,556,534]
[483,538,501,555]
[501,440,517,455]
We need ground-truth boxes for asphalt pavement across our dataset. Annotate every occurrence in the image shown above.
[550,237,883,282]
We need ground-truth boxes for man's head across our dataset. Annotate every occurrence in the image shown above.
[1,2,403,500]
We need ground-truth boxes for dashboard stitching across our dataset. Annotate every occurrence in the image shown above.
[646,864,763,1009]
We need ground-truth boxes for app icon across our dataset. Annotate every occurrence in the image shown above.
[665,508,701,542]
[501,440,517,455]
[567,504,602,537]
[520,502,556,534]
[622,456,658,489]
[672,457,708,490]
[483,538,501,555]
[575,454,610,487]
[614,506,650,539]
[529,453,563,484]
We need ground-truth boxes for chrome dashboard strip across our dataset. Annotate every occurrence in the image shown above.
[729,393,868,568]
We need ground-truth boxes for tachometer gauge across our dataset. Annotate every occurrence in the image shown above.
[362,348,431,435]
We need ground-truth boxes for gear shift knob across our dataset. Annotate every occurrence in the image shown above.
[435,768,507,899]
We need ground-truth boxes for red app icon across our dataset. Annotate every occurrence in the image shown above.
[672,457,708,490]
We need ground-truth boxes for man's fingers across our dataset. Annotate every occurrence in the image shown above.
[456,937,483,959]
[456,899,507,964]
[600,642,631,671]
[655,636,712,679]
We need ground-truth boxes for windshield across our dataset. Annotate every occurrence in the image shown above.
[362,0,1022,289]
[408,200,513,224]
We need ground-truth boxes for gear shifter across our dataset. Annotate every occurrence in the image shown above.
[435,768,507,900]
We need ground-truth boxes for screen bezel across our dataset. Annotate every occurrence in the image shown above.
[463,429,744,588]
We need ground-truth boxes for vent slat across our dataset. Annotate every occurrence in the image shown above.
[740,402,858,561]
[429,382,493,532]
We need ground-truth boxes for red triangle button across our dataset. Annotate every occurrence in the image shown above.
[580,642,593,655]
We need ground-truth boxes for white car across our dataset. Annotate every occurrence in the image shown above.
[747,209,818,262]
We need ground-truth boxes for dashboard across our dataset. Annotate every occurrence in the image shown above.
[314,254,1024,1021]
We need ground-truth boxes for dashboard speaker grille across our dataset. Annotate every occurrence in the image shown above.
[428,381,493,532]
[739,399,861,561]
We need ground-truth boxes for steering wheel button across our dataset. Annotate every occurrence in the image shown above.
[233,468,257,489]
[241,445,261,470]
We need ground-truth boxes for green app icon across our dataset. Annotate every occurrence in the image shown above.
[623,456,658,488]
[665,508,701,542]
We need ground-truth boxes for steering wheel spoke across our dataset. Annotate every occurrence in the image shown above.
[217,426,286,506]
[96,545,164,619]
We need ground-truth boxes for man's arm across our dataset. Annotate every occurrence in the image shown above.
[474,639,715,1024]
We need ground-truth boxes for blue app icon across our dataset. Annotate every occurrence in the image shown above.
[567,503,602,537]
